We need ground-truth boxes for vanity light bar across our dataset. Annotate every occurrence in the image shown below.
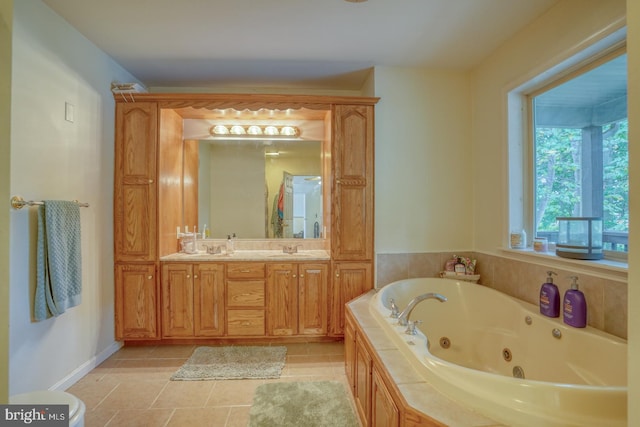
[209,125,300,137]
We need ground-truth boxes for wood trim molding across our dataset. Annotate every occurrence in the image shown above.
[113,93,379,115]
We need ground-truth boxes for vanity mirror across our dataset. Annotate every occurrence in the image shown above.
[183,112,326,239]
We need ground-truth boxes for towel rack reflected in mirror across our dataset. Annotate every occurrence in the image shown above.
[10,195,90,210]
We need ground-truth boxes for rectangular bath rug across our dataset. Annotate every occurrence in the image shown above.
[248,381,359,427]
[170,345,287,381]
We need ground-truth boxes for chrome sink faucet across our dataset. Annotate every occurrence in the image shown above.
[282,244,301,254]
[202,244,222,255]
[397,293,447,326]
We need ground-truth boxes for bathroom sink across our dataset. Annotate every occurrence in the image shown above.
[161,249,329,261]
[267,252,314,258]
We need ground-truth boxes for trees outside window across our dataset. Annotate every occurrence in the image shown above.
[532,52,628,254]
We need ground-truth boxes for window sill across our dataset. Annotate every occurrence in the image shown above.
[497,247,627,282]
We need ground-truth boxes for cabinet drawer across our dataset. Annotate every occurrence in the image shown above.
[227,262,265,279]
[227,280,265,307]
[227,309,265,336]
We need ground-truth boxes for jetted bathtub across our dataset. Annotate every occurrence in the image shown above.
[370,278,627,427]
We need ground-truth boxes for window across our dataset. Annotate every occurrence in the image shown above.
[530,50,628,257]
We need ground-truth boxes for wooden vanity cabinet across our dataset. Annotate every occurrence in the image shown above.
[195,264,226,336]
[331,104,374,262]
[226,263,266,336]
[346,308,443,427]
[354,331,373,426]
[113,94,378,342]
[329,104,375,337]
[266,263,328,336]
[161,263,225,338]
[345,313,356,392]
[114,102,158,263]
[114,102,160,340]
[372,366,400,427]
[115,263,159,339]
[330,262,372,336]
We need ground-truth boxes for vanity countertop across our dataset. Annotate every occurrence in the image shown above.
[160,249,330,262]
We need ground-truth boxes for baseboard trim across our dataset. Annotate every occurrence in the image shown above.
[50,341,123,391]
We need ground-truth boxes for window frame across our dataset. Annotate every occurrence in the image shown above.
[525,47,628,262]
[506,31,627,266]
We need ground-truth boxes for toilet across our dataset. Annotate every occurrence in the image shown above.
[10,390,86,427]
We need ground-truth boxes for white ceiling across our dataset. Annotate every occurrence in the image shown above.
[42,0,560,90]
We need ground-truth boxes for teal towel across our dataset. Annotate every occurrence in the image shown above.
[34,200,82,321]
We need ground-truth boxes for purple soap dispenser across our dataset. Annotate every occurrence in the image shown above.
[539,271,560,317]
[563,276,587,328]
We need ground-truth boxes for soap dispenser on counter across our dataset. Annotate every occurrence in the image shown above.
[539,271,559,318]
[563,276,587,328]
[226,234,235,254]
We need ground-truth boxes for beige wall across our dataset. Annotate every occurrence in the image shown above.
[8,0,139,394]
[471,0,626,253]
[0,0,12,404]
[373,67,472,253]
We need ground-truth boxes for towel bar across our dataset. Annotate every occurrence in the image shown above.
[11,195,89,210]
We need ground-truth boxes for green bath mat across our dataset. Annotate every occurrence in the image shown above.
[248,381,360,427]
[170,346,286,381]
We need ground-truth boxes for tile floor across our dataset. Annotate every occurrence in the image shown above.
[66,341,358,427]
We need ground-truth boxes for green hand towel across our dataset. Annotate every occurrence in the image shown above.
[34,200,82,321]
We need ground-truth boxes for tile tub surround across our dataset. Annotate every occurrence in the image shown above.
[376,252,627,339]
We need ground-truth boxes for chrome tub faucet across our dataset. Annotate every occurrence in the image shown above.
[397,292,447,326]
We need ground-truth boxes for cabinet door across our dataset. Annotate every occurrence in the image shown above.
[332,104,374,261]
[114,102,158,262]
[345,313,356,392]
[266,263,298,336]
[354,333,372,426]
[161,263,194,337]
[372,366,399,427]
[115,263,158,339]
[330,262,372,336]
[194,263,225,337]
[298,263,328,335]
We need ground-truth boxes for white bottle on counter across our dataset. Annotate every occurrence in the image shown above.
[226,235,235,254]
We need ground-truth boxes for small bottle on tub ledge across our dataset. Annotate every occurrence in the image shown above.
[539,271,559,318]
[563,276,587,328]
[510,229,527,249]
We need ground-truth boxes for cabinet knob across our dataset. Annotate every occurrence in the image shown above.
[292,274,297,278]
[148,179,154,184]
[335,272,340,278]
[147,275,153,280]
[300,274,305,278]
[186,274,191,279]
[194,275,198,279]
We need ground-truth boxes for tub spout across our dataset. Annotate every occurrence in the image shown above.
[397,292,447,326]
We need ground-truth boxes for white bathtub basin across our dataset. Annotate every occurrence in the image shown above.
[370,278,627,427]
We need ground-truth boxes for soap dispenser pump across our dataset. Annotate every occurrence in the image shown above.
[539,271,559,318]
[226,234,235,254]
[563,276,587,328]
